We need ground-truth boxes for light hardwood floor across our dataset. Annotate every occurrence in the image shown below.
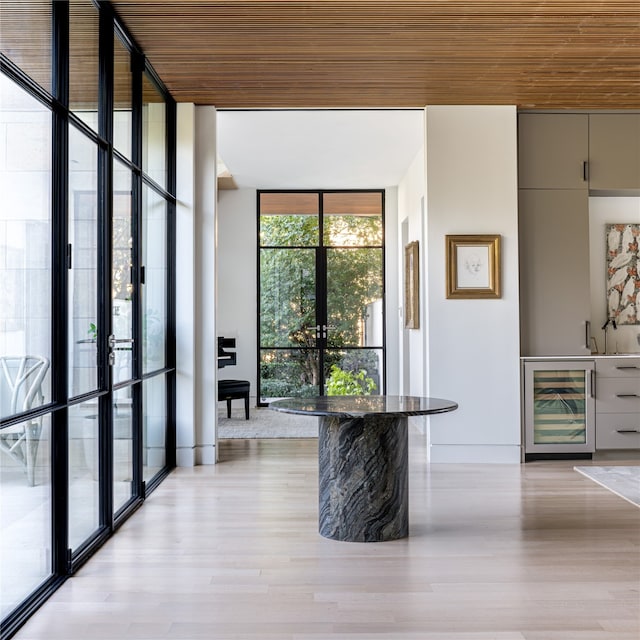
[12,430,640,640]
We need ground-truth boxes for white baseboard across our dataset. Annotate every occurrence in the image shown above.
[176,446,196,467]
[428,444,521,464]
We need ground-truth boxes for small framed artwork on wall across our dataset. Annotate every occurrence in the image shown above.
[446,234,501,299]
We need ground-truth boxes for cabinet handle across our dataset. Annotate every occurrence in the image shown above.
[615,365,639,370]
[588,370,595,399]
[616,393,639,398]
[582,160,589,182]
[616,429,640,434]
[584,320,591,350]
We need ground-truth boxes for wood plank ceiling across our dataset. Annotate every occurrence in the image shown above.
[109,0,640,110]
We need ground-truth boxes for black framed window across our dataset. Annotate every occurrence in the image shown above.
[258,190,386,404]
[0,2,176,637]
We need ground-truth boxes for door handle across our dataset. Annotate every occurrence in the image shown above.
[108,334,134,365]
[108,334,134,349]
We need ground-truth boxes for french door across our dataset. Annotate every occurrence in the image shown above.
[258,190,385,403]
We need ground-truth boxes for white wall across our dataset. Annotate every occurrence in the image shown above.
[589,196,640,354]
[425,106,521,463]
[397,145,427,397]
[217,187,258,397]
[384,187,400,395]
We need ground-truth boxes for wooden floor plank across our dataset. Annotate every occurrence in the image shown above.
[12,433,640,640]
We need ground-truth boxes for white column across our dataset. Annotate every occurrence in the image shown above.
[175,104,217,466]
[424,106,521,463]
[176,103,197,466]
[194,106,217,464]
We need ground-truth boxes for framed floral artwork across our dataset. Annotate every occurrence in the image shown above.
[606,223,639,325]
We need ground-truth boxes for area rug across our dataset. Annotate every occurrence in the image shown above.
[574,466,640,507]
[217,406,319,439]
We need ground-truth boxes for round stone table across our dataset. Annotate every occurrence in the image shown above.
[269,395,458,542]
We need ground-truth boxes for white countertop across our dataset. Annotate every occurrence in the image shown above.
[521,354,640,360]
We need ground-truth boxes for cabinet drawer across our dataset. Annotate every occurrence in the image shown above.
[595,358,640,378]
[596,414,640,449]
[595,377,640,413]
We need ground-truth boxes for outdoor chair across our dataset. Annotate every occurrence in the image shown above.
[0,355,50,486]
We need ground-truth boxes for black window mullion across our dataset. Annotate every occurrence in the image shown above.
[131,49,144,498]
[51,0,70,580]
[317,194,327,393]
[165,96,177,467]
[98,2,114,529]
[380,189,387,395]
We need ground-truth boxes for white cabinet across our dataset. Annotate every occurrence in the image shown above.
[523,360,596,455]
[595,358,640,450]
[589,114,640,191]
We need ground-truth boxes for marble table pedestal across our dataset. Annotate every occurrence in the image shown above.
[319,414,408,542]
[269,395,458,543]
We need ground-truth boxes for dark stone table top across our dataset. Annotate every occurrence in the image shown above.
[269,395,458,418]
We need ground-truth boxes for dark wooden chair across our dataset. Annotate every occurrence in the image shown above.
[217,379,250,420]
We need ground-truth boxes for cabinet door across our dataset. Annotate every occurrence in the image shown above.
[518,114,589,189]
[589,114,640,191]
[519,189,591,356]
[524,361,595,453]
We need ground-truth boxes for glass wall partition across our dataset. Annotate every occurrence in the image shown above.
[0,74,54,620]
[0,3,176,637]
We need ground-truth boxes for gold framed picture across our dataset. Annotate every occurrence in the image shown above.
[404,241,420,328]
[446,234,501,299]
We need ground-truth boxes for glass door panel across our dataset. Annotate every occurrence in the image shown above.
[0,74,53,413]
[112,163,134,384]
[324,348,383,396]
[143,375,166,482]
[68,401,99,550]
[326,248,383,348]
[0,73,53,621]
[259,249,316,348]
[68,125,99,397]
[533,369,588,444]
[111,161,135,515]
[0,414,52,619]
[112,396,133,513]
[259,349,320,401]
[141,186,166,374]
[259,247,317,400]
